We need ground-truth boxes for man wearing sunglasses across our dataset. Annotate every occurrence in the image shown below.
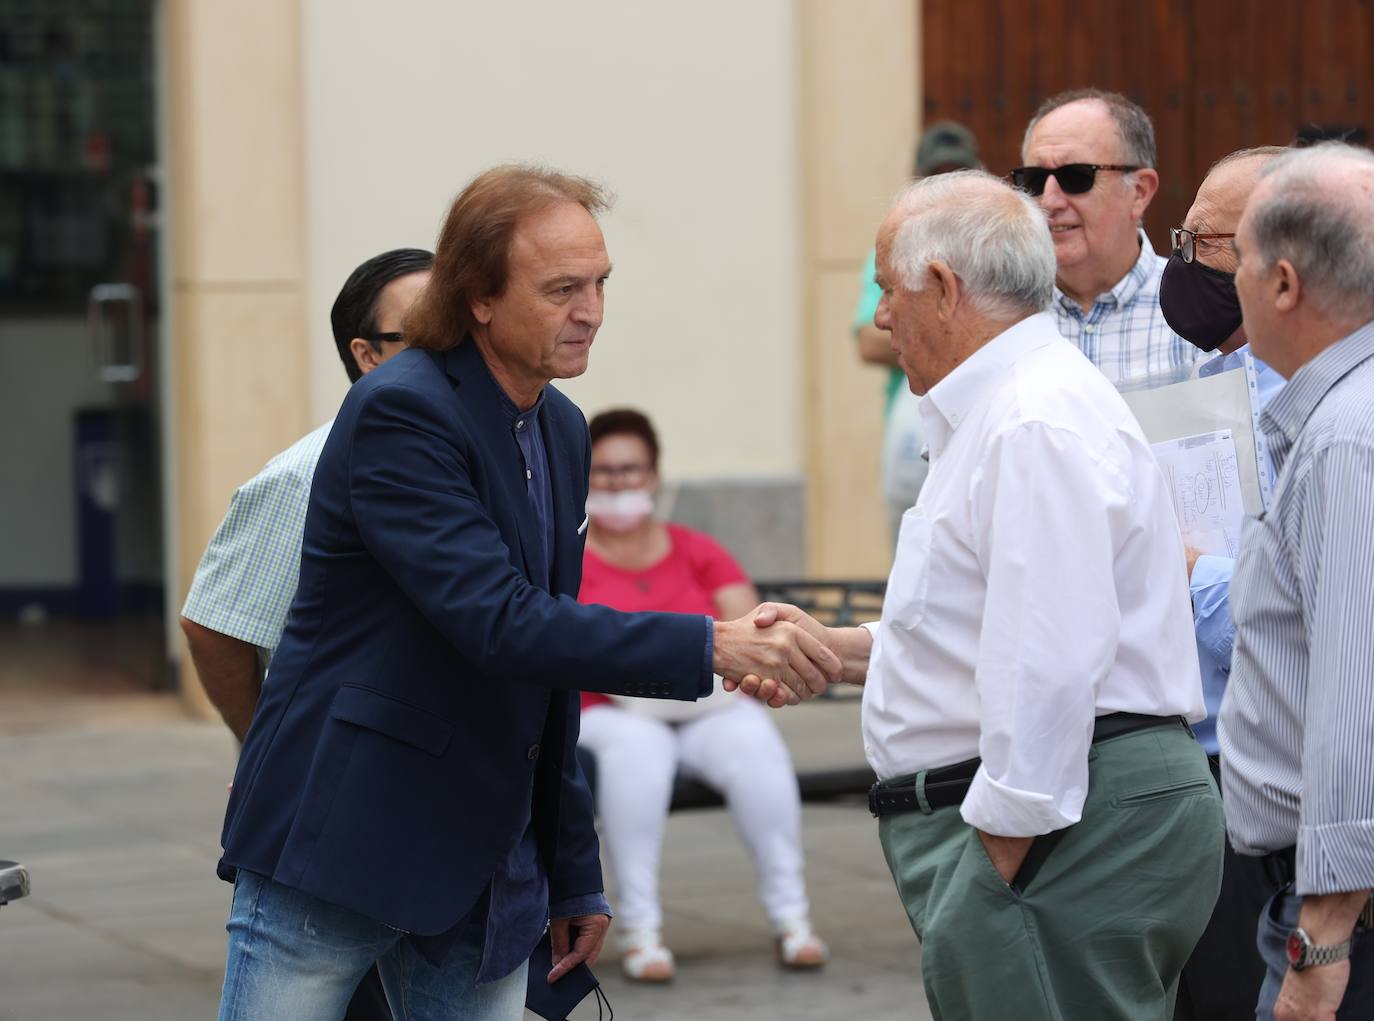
[1160,147,1290,1021]
[1017,88,1204,385]
[181,248,432,1021]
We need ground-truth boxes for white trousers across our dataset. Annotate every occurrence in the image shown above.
[578,696,810,932]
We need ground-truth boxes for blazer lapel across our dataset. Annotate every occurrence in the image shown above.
[439,344,543,585]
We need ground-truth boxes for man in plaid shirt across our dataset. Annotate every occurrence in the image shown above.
[1017,88,1204,385]
[180,250,430,1021]
[180,248,432,741]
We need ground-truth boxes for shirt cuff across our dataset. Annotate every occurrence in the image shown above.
[1296,820,1374,896]
[549,891,612,921]
[700,617,715,698]
[960,765,1083,838]
[1190,554,1235,604]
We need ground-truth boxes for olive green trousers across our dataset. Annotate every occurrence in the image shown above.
[879,724,1225,1021]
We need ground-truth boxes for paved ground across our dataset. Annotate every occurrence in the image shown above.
[0,693,932,1020]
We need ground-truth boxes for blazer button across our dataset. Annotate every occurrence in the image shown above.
[527,744,540,761]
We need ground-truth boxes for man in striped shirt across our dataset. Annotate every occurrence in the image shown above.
[1220,142,1374,1020]
[1018,89,1204,385]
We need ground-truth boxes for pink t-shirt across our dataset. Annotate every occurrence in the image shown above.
[579,523,749,710]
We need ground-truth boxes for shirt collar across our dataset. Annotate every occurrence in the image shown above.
[920,311,1061,457]
[1054,227,1158,314]
[472,349,546,426]
[1261,319,1374,451]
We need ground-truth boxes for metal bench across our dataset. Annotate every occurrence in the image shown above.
[580,580,885,812]
[0,861,30,907]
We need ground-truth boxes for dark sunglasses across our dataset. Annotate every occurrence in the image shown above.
[1008,163,1139,197]
[359,332,405,345]
[1169,227,1236,265]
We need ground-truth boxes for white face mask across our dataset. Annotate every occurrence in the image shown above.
[585,488,655,532]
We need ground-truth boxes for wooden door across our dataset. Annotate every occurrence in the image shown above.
[921,0,1373,244]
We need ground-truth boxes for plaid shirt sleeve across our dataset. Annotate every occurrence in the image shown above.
[180,424,330,653]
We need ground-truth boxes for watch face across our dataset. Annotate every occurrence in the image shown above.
[1287,931,1304,967]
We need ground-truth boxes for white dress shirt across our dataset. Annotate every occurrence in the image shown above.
[860,312,1204,838]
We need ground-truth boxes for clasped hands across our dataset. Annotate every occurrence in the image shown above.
[713,602,872,708]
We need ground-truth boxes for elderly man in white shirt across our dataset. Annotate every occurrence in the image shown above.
[740,170,1224,1019]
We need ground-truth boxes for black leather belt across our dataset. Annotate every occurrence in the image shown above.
[868,713,1189,818]
[1262,845,1297,887]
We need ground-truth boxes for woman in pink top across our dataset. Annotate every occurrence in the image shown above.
[577,409,828,982]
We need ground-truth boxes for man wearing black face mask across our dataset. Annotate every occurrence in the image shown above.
[1161,145,1289,1021]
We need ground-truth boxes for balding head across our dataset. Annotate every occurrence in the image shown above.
[1234,142,1374,373]
[1244,143,1374,315]
[1183,148,1287,271]
[1019,91,1161,308]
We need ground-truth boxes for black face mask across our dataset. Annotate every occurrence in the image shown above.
[1159,252,1244,352]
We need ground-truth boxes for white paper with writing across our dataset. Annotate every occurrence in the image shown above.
[1151,430,1246,557]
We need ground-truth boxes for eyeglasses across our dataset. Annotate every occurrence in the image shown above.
[1169,227,1236,265]
[589,462,653,486]
[1008,163,1139,197]
[359,332,405,345]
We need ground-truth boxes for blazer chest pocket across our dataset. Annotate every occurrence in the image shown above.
[329,685,455,757]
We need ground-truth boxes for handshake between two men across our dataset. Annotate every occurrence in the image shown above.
[712,603,873,708]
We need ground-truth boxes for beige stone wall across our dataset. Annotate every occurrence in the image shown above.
[164,0,310,713]
[300,0,805,483]
[797,0,919,577]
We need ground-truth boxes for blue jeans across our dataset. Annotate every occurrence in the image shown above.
[1255,885,1374,1020]
[218,871,527,1021]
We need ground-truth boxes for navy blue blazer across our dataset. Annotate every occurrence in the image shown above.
[218,341,709,935]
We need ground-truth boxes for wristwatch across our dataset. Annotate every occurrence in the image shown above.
[1286,927,1352,971]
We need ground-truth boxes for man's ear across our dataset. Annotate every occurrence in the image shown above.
[1273,259,1301,313]
[929,260,961,321]
[1128,168,1160,221]
[470,297,494,326]
[350,338,381,376]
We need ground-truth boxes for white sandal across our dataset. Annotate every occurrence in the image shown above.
[775,917,829,970]
[617,928,675,983]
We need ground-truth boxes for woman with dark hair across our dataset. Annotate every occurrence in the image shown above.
[577,408,828,982]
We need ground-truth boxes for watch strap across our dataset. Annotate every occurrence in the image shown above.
[1304,938,1353,968]
[1290,927,1353,971]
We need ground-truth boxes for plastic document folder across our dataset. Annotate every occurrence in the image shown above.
[1118,357,1271,527]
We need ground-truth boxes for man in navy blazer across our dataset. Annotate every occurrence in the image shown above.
[215,166,839,1021]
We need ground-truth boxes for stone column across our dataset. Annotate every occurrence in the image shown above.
[163,0,310,714]
[796,0,919,577]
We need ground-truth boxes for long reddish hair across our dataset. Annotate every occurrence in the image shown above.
[405,165,610,352]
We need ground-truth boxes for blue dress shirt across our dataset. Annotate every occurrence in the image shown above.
[474,381,611,982]
[1189,347,1284,754]
[412,375,611,980]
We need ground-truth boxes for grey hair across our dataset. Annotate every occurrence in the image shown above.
[891,169,1057,319]
[1022,88,1157,168]
[1247,142,1374,321]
